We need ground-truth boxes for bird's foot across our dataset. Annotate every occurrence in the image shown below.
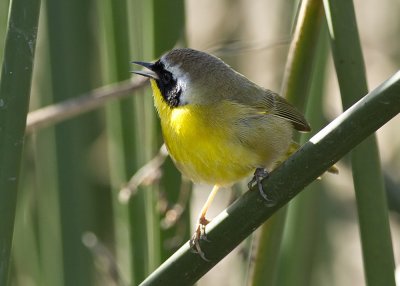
[248,168,277,207]
[189,217,211,261]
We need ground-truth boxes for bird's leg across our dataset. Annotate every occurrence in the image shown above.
[190,184,221,261]
[248,168,276,205]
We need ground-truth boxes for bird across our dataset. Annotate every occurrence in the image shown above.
[132,48,315,259]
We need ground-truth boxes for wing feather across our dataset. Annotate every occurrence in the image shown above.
[269,92,311,132]
[239,88,311,132]
[224,75,311,132]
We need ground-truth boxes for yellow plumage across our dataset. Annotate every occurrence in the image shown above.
[132,48,321,259]
[150,79,293,186]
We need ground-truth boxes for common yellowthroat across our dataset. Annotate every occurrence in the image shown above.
[132,48,313,258]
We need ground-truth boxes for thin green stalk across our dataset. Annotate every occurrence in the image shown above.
[323,1,396,285]
[249,210,286,286]
[152,0,185,55]
[281,0,324,108]
[250,1,323,285]
[45,0,99,285]
[11,155,41,284]
[0,0,10,65]
[276,25,330,286]
[101,0,134,283]
[34,129,64,286]
[152,0,188,262]
[139,71,400,285]
[0,0,40,284]
[127,0,160,283]
[31,8,64,286]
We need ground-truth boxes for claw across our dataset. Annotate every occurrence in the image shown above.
[249,168,277,207]
[189,218,211,261]
[248,176,256,190]
[248,168,268,189]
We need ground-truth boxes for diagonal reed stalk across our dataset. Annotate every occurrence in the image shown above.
[139,71,400,285]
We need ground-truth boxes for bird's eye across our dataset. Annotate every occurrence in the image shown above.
[162,72,173,85]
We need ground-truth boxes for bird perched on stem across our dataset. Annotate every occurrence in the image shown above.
[132,48,335,260]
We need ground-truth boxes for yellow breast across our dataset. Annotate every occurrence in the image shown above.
[150,79,292,186]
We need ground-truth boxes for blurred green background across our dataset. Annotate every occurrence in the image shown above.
[0,0,399,285]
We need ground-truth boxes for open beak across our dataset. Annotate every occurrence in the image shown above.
[131,61,159,80]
